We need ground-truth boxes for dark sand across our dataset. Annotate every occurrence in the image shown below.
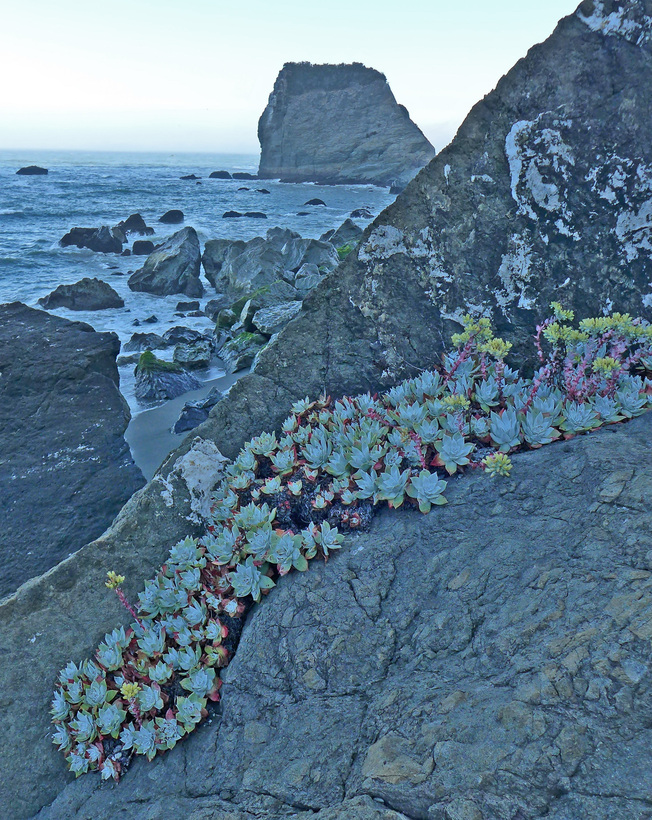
[125,369,246,480]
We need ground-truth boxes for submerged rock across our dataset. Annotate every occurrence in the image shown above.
[128,227,203,297]
[258,62,435,187]
[0,302,144,598]
[133,351,202,402]
[37,277,124,311]
[223,210,243,218]
[59,226,123,254]
[15,165,48,175]
[180,174,201,180]
[233,172,257,180]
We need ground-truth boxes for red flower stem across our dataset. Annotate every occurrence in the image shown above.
[128,697,143,729]
[115,587,144,629]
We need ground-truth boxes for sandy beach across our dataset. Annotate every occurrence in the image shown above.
[125,369,245,479]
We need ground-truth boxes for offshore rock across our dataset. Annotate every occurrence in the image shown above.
[37,277,124,311]
[16,165,48,175]
[113,213,154,236]
[173,386,224,434]
[257,62,435,187]
[31,413,652,819]
[159,209,184,224]
[128,227,203,297]
[133,351,202,402]
[0,302,144,598]
[59,226,123,254]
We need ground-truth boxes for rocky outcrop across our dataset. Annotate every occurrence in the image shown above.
[159,209,184,224]
[26,412,652,820]
[37,278,124,311]
[113,213,154,236]
[59,226,123,254]
[134,351,202,402]
[5,2,652,817]
[16,165,48,175]
[128,227,203,297]
[173,386,224,433]
[257,62,435,188]
[0,303,144,598]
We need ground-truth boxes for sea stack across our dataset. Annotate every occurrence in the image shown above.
[257,62,435,188]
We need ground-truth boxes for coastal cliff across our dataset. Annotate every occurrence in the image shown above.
[257,62,436,188]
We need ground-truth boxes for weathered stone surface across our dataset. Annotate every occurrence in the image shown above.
[258,62,435,188]
[31,413,652,819]
[131,239,155,255]
[218,332,267,373]
[322,218,364,248]
[202,239,247,291]
[59,226,123,254]
[128,227,203,297]
[252,300,302,335]
[0,302,144,598]
[37,277,124,311]
[122,331,167,352]
[173,386,224,434]
[134,352,202,402]
[173,339,213,369]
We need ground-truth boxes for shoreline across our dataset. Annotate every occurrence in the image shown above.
[125,368,245,479]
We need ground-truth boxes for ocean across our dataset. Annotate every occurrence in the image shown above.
[0,150,394,414]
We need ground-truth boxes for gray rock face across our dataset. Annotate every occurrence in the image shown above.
[134,352,202,402]
[172,339,213,369]
[0,302,144,598]
[202,239,247,291]
[258,62,435,188]
[252,300,302,335]
[128,227,202,297]
[37,277,124,311]
[346,0,652,368]
[30,413,652,820]
[218,332,268,372]
[322,218,364,248]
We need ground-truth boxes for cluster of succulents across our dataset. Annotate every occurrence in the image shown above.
[52,305,652,781]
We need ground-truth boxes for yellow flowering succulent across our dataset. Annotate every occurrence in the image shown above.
[482,452,513,477]
[120,682,140,700]
[105,571,125,590]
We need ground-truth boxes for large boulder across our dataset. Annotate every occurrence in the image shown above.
[221,237,286,296]
[113,213,154,236]
[202,239,247,291]
[25,412,652,820]
[322,217,364,248]
[159,209,184,224]
[37,277,124,311]
[257,62,435,187]
[0,303,144,598]
[128,227,203,297]
[133,351,202,402]
[59,226,123,254]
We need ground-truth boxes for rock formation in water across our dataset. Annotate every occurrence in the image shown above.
[257,62,436,188]
[0,303,144,599]
[37,277,124,311]
[4,1,652,816]
[128,227,203,297]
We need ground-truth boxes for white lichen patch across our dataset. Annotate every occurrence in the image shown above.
[156,438,229,523]
[577,0,652,44]
[471,174,495,184]
[504,115,578,237]
[615,198,652,261]
[359,225,408,261]
[642,293,652,308]
[495,235,535,313]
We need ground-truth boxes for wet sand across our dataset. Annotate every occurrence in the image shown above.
[125,369,246,480]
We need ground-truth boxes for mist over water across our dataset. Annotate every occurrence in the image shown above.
[0,150,395,412]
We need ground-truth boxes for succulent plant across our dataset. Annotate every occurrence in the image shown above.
[52,304,651,783]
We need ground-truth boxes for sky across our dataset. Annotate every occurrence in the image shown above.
[0,0,581,154]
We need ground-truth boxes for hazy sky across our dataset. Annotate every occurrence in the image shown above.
[1,0,580,154]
